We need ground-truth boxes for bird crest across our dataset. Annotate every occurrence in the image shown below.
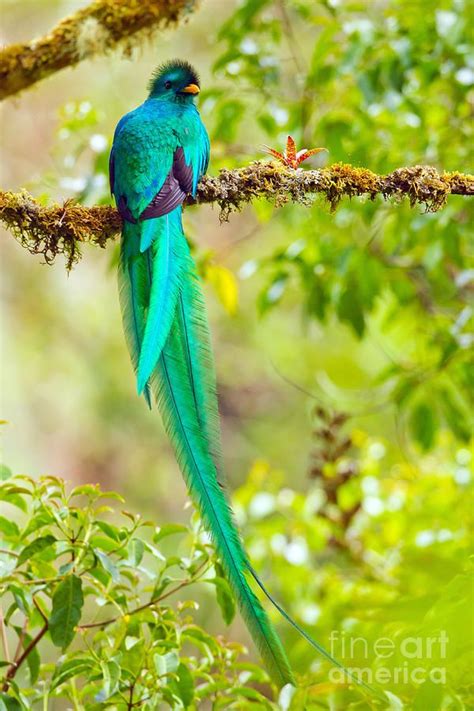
[148,59,200,95]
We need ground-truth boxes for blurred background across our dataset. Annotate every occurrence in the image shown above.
[1,0,473,704]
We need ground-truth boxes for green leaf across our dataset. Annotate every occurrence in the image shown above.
[182,625,219,656]
[95,521,123,542]
[413,679,444,711]
[70,484,99,498]
[120,638,145,676]
[258,274,288,314]
[141,540,165,562]
[95,660,121,702]
[125,635,139,650]
[278,683,296,711]
[0,465,12,481]
[127,538,145,567]
[0,487,27,512]
[7,585,31,616]
[17,535,56,566]
[51,657,95,690]
[0,485,30,496]
[212,568,236,625]
[89,535,117,552]
[153,524,188,543]
[0,693,22,711]
[13,629,40,685]
[49,574,84,649]
[58,561,75,576]
[440,387,471,442]
[174,663,194,708]
[409,401,437,451]
[21,510,54,538]
[0,516,19,538]
[99,490,125,502]
[336,286,365,337]
[384,691,405,711]
[154,651,179,676]
[94,549,120,581]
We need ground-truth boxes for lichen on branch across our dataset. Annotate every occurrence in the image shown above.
[1,162,472,269]
[196,162,473,216]
[0,0,199,100]
[0,191,121,269]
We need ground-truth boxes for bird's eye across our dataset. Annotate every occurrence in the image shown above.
[164,80,172,89]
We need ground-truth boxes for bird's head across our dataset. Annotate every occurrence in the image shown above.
[148,60,200,102]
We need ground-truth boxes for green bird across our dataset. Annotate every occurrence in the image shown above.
[109,59,380,696]
[109,58,293,687]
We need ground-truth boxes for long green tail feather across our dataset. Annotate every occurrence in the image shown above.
[120,222,382,698]
[137,209,187,395]
[143,247,294,688]
[175,241,224,479]
[153,245,383,699]
[249,566,386,701]
[151,351,294,687]
[118,223,152,408]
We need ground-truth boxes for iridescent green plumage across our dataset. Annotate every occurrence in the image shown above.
[111,60,382,699]
[151,244,294,687]
[111,60,294,687]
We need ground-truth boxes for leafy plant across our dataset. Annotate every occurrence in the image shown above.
[1,425,471,710]
[0,469,275,709]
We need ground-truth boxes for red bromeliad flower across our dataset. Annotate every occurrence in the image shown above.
[264,135,327,169]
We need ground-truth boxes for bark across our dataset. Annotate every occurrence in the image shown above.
[0,0,199,100]
[1,162,472,268]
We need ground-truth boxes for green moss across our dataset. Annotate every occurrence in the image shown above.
[0,190,121,269]
[1,162,472,268]
[194,162,474,217]
[0,0,199,100]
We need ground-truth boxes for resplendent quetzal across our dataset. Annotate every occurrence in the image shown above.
[109,59,373,693]
[109,58,294,688]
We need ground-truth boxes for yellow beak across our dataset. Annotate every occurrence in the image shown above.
[182,83,200,95]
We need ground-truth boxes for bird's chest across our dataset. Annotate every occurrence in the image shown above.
[171,111,201,146]
[121,112,198,159]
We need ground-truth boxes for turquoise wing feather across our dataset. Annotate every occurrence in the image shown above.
[112,105,176,219]
[112,101,198,393]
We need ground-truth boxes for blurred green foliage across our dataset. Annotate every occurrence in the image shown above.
[1,0,473,708]
[234,413,473,708]
[205,0,473,454]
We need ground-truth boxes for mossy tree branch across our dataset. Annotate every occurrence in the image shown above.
[1,162,472,268]
[0,0,199,101]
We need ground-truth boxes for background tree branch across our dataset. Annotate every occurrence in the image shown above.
[0,0,199,101]
[1,162,472,268]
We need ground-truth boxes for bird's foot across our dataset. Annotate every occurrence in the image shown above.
[264,135,327,169]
